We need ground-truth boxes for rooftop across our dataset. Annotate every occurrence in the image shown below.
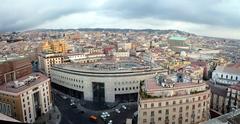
[140,74,209,99]
[0,73,49,94]
[54,57,158,72]
[215,63,240,75]
[169,36,187,41]
[0,55,26,63]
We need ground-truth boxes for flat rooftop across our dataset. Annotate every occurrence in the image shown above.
[0,73,49,94]
[145,77,205,93]
[0,55,26,63]
[55,57,158,72]
[140,74,209,99]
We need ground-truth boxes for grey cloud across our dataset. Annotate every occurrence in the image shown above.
[0,0,240,32]
[0,0,94,32]
[102,0,240,28]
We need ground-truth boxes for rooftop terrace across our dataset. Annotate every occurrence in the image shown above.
[140,74,209,99]
[0,73,49,94]
[55,57,159,72]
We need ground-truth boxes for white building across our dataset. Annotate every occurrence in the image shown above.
[113,51,130,58]
[212,64,240,85]
[117,42,132,51]
[50,59,165,103]
[38,53,64,77]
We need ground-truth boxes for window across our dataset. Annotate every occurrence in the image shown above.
[158,117,161,121]
[173,108,176,112]
[143,112,147,116]
[143,119,147,123]
[173,101,176,104]
[166,102,169,106]
[158,110,162,113]
[166,109,169,115]
[150,118,154,123]
[172,115,176,119]
[179,100,182,104]
[144,104,147,108]
[179,107,183,112]
[186,106,189,110]
[158,102,161,107]
[151,103,154,108]
[151,111,154,116]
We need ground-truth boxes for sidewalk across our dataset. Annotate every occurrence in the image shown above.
[34,105,61,124]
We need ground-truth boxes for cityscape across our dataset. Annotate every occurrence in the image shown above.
[1,1,240,124]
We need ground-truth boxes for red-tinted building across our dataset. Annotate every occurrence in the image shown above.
[0,57,32,85]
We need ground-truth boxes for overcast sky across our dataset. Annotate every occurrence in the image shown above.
[1,0,240,39]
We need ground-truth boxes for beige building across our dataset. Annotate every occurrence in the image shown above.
[40,39,69,54]
[138,75,211,124]
[38,53,64,77]
[0,73,52,123]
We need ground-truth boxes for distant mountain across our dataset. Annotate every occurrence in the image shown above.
[27,28,197,37]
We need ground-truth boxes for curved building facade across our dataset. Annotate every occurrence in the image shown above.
[50,61,165,103]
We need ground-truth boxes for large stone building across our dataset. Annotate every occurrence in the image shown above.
[138,74,211,124]
[0,57,32,85]
[0,73,52,123]
[50,57,165,103]
[40,39,69,54]
[168,36,190,52]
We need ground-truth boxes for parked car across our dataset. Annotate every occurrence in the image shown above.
[108,120,113,124]
[115,109,120,113]
[89,115,97,122]
[122,105,127,110]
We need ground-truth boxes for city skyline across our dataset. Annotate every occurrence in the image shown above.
[1,0,240,39]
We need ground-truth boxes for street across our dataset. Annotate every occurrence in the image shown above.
[55,94,97,124]
[53,89,138,124]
